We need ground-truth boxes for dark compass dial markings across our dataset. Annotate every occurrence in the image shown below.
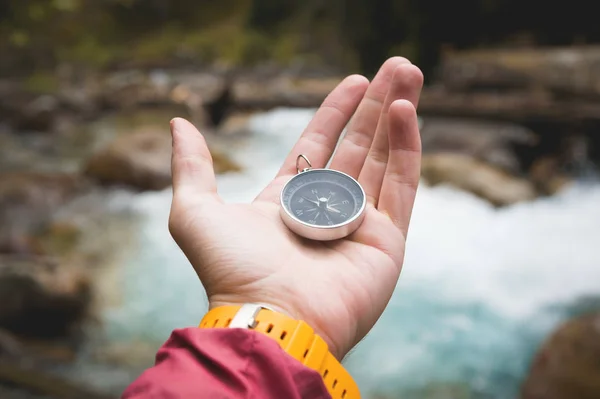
[281,169,365,227]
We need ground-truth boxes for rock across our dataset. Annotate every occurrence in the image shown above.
[210,149,243,175]
[0,384,51,399]
[84,128,173,190]
[0,91,61,132]
[0,359,113,399]
[15,95,61,132]
[99,70,227,128]
[520,312,600,399]
[232,75,342,109]
[528,156,572,195]
[0,255,91,339]
[28,222,82,259]
[84,127,241,190]
[0,172,88,254]
[371,382,472,399]
[0,78,96,134]
[439,46,600,99]
[216,112,255,136]
[418,86,600,124]
[421,153,537,206]
[420,117,539,175]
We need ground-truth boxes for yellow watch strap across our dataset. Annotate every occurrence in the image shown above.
[199,305,360,399]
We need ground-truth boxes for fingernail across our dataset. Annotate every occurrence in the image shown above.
[170,118,188,142]
[170,118,179,134]
[170,118,181,146]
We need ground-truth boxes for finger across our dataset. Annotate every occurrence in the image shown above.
[170,117,219,201]
[274,74,369,178]
[377,100,422,236]
[329,57,411,178]
[358,64,423,205]
[254,75,368,204]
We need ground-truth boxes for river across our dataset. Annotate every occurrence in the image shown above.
[91,108,600,398]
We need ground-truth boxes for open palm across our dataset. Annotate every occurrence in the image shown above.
[168,58,424,360]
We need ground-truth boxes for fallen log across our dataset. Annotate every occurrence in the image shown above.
[439,46,600,100]
[418,87,600,124]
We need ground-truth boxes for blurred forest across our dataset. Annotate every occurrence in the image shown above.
[2,0,600,79]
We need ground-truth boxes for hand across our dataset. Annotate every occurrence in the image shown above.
[168,57,424,360]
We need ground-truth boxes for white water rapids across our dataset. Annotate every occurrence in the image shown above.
[99,108,600,398]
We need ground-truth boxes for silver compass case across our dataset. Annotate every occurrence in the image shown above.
[279,155,367,241]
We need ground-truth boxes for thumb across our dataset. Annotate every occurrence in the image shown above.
[170,117,218,199]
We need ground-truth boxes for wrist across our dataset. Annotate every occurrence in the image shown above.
[208,298,346,360]
[200,301,361,398]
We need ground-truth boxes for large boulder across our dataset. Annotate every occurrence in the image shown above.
[421,153,537,207]
[84,128,173,191]
[0,76,98,134]
[520,312,600,399]
[84,127,241,191]
[0,255,91,339]
[420,117,539,175]
[0,172,88,254]
[439,47,600,99]
[216,112,255,136]
[232,74,342,109]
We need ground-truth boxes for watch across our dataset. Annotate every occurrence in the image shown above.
[199,304,360,398]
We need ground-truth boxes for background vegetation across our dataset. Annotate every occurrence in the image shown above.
[2,0,599,79]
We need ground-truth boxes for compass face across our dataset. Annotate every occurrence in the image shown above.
[281,169,366,228]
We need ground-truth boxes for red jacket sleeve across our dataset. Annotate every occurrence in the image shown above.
[121,328,332,399]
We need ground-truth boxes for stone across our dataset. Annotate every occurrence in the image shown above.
[418,86,600,124]
[0,77,97,134]
[84,127,241,191]
[520,312,600,399]
[420,117,539,175]
[232,75,342,109]
[421,153,537,207]
[528,156,572,196]
[216,112,255,136]
[0,358,113,399]
[0,80,61,132]
[371,382,472,399]
[84,128,173,191]
[0,172,88,254]
[98,70,226,128]
[0,255,91,339]
[439,47,600,99]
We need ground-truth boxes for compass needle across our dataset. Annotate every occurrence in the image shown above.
[327,206,341,214]
[302,197,320,206]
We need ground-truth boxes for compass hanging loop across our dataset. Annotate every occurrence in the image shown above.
[296,154,312,174]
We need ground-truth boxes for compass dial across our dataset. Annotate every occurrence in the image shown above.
[281,169,365,228]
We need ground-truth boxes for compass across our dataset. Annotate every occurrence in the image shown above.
[280,155,367,241]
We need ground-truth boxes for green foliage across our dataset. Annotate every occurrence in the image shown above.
[24,71,60,93]
[1,0,599,77]
[0,0,307,73]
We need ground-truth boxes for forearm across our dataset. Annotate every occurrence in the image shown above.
[122,328,331,399]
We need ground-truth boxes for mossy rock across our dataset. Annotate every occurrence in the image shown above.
[371,382,472,399]
[520,312,600,399]
[84,126,241,191]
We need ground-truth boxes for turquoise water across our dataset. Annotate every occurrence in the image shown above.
[101,109,600,398]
